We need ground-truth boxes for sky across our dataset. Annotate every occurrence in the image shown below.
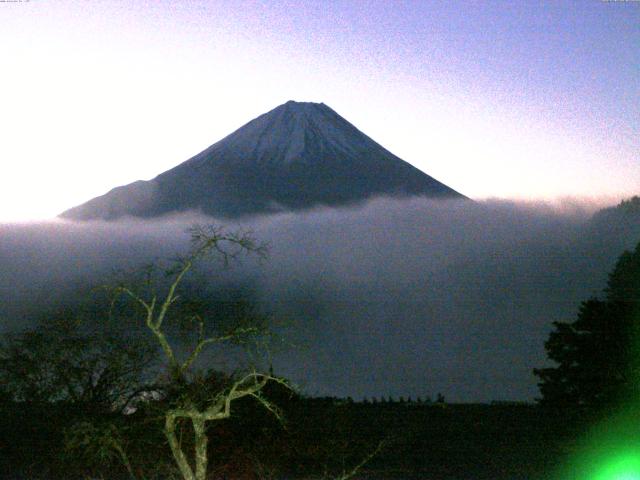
[1,0,639,221]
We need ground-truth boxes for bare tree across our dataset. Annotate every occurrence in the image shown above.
[111,225,288,480]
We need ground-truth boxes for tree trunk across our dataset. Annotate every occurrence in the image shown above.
[193,417,209,480]
[165,413,196,480]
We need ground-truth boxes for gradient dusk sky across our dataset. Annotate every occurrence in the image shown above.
[1,0,638,221]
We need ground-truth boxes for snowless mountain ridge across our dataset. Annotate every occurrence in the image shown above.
[61,101,465,220]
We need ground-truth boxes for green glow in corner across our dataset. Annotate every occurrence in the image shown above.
[555,406,640,480]
[593,453,640,480]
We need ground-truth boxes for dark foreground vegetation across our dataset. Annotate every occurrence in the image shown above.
[0,391,580,480]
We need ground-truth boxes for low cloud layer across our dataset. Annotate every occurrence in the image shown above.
[1,197,638,402]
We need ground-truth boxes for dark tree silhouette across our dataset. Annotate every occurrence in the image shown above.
[0,311,155,412]
[534,240,640,413]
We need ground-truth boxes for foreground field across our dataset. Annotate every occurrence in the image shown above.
[1,395,583,480]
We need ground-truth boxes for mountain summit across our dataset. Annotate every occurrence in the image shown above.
[60,101,465,220]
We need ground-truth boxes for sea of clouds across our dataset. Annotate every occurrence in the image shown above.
[1,196,638,402]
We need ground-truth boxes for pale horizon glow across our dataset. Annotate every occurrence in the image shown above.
[1,1,638,221]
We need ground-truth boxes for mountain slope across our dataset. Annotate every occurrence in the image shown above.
[61,101,465,220]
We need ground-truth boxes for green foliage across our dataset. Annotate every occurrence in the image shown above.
[534,241,640,414]
[63,420,136,479]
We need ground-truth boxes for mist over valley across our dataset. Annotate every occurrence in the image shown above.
[3,196,638,403]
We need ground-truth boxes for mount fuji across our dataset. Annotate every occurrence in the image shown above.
[60,101,465,220]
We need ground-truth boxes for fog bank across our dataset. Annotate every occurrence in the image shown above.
[1,197,638,402]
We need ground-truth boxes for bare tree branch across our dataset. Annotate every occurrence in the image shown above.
[107,225,280,480]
